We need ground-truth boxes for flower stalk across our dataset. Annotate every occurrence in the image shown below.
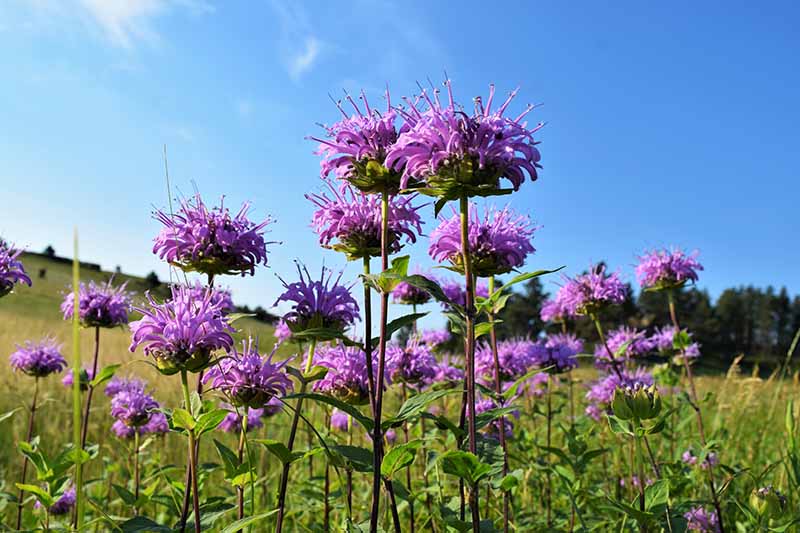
[180,369,202,533]
[15,377,38,530]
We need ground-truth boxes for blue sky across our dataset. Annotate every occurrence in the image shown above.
[1,0,799,325]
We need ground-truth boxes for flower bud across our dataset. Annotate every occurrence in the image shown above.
[611,387,635,420]
[630,385,662,420]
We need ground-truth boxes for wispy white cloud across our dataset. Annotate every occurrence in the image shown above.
[270,1,323,80]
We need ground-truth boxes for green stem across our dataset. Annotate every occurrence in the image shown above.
[134,430,140,515]
[71,230,84,530]
[181,370,201,533]
[16,378,39,530]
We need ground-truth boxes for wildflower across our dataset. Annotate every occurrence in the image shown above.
[274,264,360,336]
[610,384,662,420]
[440,278,489,308]
[594,326,654,370]
[274,319,292,345]
[476,398,519,439]
[218,404,266,433]
[9,338,67,378]
[61,367,95,390]
[330,408,351,432]
[682,449,719,469]
[311,89,404,193]
[535,335,581,374]
[386,337,438,386]
[312,344,374,405]
[525,372,550,398]
[684,506,720,532]
[60,280,132,328]
[585,368,653,420]
[540,296,570,322]
[183,280,235,314]
[385,429,397,445]
[203,339,292,409]
[307,179,423,259]
[432,355,464,387]
[651,325,701,360]
[110,388,159,428]
[559,264,628,316]
[418,329,451,347]
[153,194,272,277]
[112,412,169,439]
[35,485,76,516]
[386,80,543,199]
[392,269,435,306]
[129,285,234,375]
[636,248,703,291]
[429,203,536,277]
[104,376,146,397]
[0,241,32,297]
[476,338,538,383]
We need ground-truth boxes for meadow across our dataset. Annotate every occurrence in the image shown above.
[2,80,799,533]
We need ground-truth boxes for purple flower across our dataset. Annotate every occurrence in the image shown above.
[104,376,146,397]
[203,339,292,409]
[311,89,403,193]
[684,506,719,532]
[432,355,464,387]
[558,264,628,316]
[585,367,653,420]
[0,241,31,297]
[429,203,537,277]
[535,338,579,374]
[274,319,292,345]
[153,194,272,277]
[540,297,570,323]
[61,366,95,390]
[440,278,489,308]
[682,448,719,470]
[111,388,159,428]
[386,80,543,197]
[392,269,434,306]
[35,485,76,516]
[61,280,132,328]
[218,404,265,433]
[525,372,550,398]
[386,337,438,385]
[476,338,538,383]
[385,429,397,445]
[307,179,423,259]
[545,333,584,355]
[275,264,360,335]
[183,280,235,314]
[129,285,235,374]
[112,412,169,439]
[418,329,452,347]
[651,326,701,360]
[476,398,519,439]
[594,326,654,370]
[9,338,67,378]
[312,344,374,405]
[636,248,703,291]
[330,408,351,432]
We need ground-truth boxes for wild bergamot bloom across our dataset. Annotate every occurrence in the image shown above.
[386,337,438,386]
[312,344,374,405]
[429,203,536,277]
[440,278,489,308]
[61,280,132,328]
[311,89,404,194]
[203,338,292,409]
[218,404,266,433]
[307,179,423,260]
[594,326,654,370]
[476,338,538,383]
[274,264,359,336]
[386,80,543,200]
[153,194,273,277]
[129,285,234,374]
[636,248,703,291]
[110,387,159,428]
[0,240,31,297]
[559,264,628,317]
[392,268,435,306]
[9,338,67,378]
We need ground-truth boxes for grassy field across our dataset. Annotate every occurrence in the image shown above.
[1,254,799,531]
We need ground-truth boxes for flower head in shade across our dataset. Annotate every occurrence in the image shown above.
[0,241,31,297]
[312,344,374,405]
[476,398,519,440]
[386,337,438,386]
[307,179,423,259]
[594,326,654,370]
[535,337,580,374]
[274,319,292,345]
[585,367,653,420]
[35,485,76,516]
[110,388,159,428]
[476,338,538,383]
[203,339,292,409]
[429,203,536,277]
[153,194,272,277]
[558,264,628,316]
[386,80,543,199]
[540,295,571,323]
[112,412,169,439]
[330,408,351,432]
[636,248,703,291]
[218,404,266,433]
[418,329,452,348]
[61,366,95,390]
[440,278,489,308]
[9,338,67,378]
[385,429,398,445]
[61,280,132,328]
[392,269,434,306]
[311,89,403,194]
[275,264,360,335]
[129,285,234,375]
[183,280,235,314]
[684,506,719,532]
[104,376,147,397]
[432,354,464,388]
[525,372,550,398]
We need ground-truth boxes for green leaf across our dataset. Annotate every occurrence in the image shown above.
[402,274,457,309]
[361,255,410,293]
[439,451,493,485]
[64,446,92,466]
[433,198,449,218]
[213,439,239,480]
[330,445,374,473]
[219,511,279,533]
[172,408,196,431]
[384,389,457,428]
[254,439,301,465]
[226,312,256,324]
[190,392,202,418]
[303,365,329,383]
[475,406,518,431]
[381,440,422,478]
[496,267,564,295]
[606,414,634,436]
[644,479,669,511]
[119,516,172,532]
[370,312,429,346]
[284,392,373,431]
[90,364,121,388]
[113,484,137,505]
[194,409,229,436]
[0,407,21,425]
[474,321,502,340]
[16,483,53,508]
[17,443,51,481]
